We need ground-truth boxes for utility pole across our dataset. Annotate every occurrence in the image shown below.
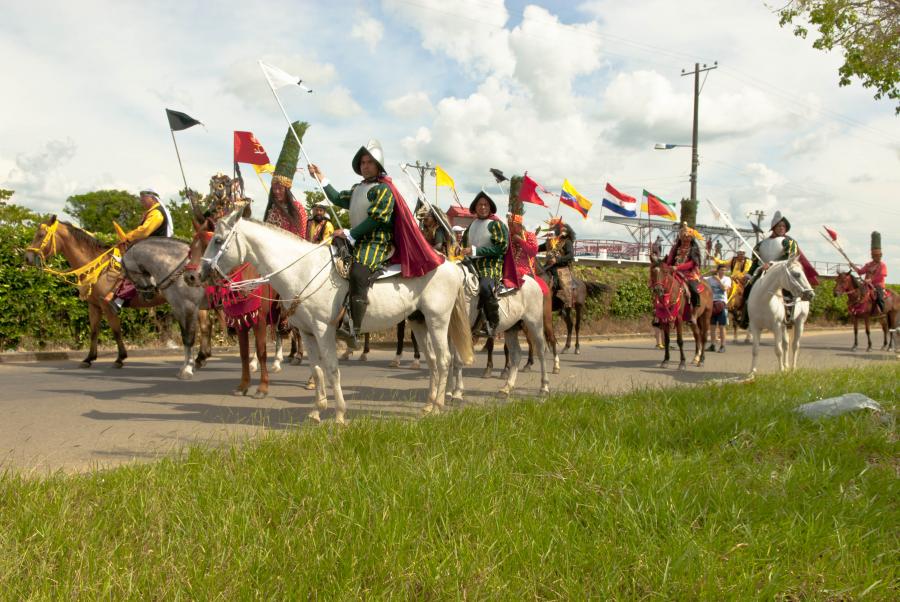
[747,209,766,244]
[402,161,435,210]
[680,61,717,227]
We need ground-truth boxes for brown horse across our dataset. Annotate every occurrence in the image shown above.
[834,271,896,351]
[185,218,290,397]
[648,256,713,369]
[24,215,212,369]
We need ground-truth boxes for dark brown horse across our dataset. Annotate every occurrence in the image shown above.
[834,271,896,351]
[648,255,713,369]
[24,216,212,370]
[185,218,289,397]
[535,264,607,355]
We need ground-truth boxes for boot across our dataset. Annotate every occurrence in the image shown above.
[484,294,500,336]
[337,297,367,349]
[108,296,125,315]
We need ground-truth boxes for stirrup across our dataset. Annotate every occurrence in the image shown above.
[336,323,359,349]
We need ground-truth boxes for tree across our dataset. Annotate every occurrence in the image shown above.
[64,190,142,235]
[166,197,197,240]
[0,189,13,205]
[777,0,900,113]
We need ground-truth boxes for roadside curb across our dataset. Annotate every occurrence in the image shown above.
[0,327,853,364]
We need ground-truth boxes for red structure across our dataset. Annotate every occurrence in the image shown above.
[446,206,474,229]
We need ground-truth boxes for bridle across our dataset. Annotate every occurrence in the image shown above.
[26,220,59,259]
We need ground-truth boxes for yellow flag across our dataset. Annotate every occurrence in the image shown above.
[435,165,455,188]
[253,163,275,174]
[113,221,128,242]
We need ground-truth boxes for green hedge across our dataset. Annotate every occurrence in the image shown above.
[0,205,172,351]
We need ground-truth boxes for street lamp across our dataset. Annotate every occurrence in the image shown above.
[653,143,690,150]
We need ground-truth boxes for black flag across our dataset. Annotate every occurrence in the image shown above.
[166,108,202,131]
[489,168,508,183]
[750,220,764,235]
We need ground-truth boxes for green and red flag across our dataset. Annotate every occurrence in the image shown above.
[641,189,677,220]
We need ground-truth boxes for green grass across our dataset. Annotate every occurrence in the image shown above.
[0,365,897,599]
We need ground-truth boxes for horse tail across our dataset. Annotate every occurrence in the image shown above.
[449,287,475,365]
[584,281,610,298]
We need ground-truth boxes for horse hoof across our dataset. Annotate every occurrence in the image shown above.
[271,362,282,373]
[552,366,560,375]
[307,411,321,424]
[422,403,436,415]
[659,361,668,369]
[253,390,268,399]
[305,378,316,390]
[450,396,464,405]
[291,357,303,366]
[80,361,92,369]
[410,359,421,369]
[234,389,248,397]
[499,369,509,380]
[335,414,347,425]
[574,348,581,355]
[560,347,569,354]
[540,386,550,397]
[481,369,493,379]
[521,364,532,373]
[358,353,367,362]
[389,357,401,368]
[113,361,124,369]
[498,389,510,399]
[678,362,686,371]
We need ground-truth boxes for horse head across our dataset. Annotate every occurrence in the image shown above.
[24,215,59,267]
[184,217,216,287]
[198,207,245,283]
[784,253,816,301]
[833,270,862,298]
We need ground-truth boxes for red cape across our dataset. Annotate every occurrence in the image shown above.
[486,214,523,290]
[379,176,444,278]
[798,251,819,287]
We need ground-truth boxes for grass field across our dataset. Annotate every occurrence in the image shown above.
[0,364,896,599]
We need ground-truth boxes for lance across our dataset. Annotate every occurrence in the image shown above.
[704,198,762,264]
[399,164,455,243]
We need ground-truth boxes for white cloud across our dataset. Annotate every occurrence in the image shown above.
[351,12,384,52]
[319,86,364,118]
[386,92,434,117]
[3,139,79,212]
[508,5,604,115]
[382,0,515,76]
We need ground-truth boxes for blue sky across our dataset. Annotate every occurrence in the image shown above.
[2,0,898,278]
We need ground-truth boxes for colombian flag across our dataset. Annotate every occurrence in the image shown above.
[559,179,592,219]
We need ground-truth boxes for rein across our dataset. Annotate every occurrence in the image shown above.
[651,266,684,323]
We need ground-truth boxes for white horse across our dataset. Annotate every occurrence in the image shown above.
[199,210,473,422]
[747,254,816,376]
[448,268,550,402]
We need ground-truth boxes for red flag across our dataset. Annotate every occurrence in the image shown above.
[519,174,547,207]
[233,131,271,165]
[824,226,839,241]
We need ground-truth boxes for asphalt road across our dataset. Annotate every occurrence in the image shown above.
[0,330,894,474]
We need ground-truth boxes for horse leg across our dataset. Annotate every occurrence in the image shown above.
[195,309,212,369]
[521,326,534,372]
[82,303,102,367]
[573,305,582,355]
[175,306,197,380]
[864,317,872,352]
[391,321,405,367]
[482,337,494,378]
[851,318,859,351]
[293,329,304,365]
[659,323,671,368]
[235,329,250,395]
[789,315,804,370]
[691,320,703,367]
[499,342,510,381]
[543,294,560,374]
[271,325,283,373]
[561,308,573,353]
[499,329,521,398]
[881,316,889,350]
[304,333,328,423]
[411,318,447,415]
[676,321,686,370]
[253,319,269,398]
[359,333,370,361]
[749,326,761,378]
[315,334,345,424]
[410,330,421,369]
[773,323,786,372]
[524,309,549,396]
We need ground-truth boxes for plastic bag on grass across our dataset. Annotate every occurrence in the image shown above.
[795,393,883,419]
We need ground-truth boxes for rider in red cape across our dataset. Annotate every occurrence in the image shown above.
[378,175,444,277]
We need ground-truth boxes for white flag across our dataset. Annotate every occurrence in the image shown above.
[258,60,313,93]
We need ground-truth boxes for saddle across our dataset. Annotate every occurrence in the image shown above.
[331,240,396,281]
[555,265,576,308]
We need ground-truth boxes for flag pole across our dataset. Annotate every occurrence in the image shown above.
[169,129,199,217]
[254,169,269,196]
[704,198,762,264]
[260,64,342,227]
[399,165,454,242]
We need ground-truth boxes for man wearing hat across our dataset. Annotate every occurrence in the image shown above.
[417,206,449,256]
[106,187,174,314]
[851,231,887,313]
[461,191,508,336]
[264,122,308,239]
[306,201,334,244]
[738,211,818,327]
[729,249,752,281]
[308,140,443,346]
[539,217,576,306]
[662,222,704,320]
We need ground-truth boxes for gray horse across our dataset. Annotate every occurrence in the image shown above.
[122,237,209,379]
